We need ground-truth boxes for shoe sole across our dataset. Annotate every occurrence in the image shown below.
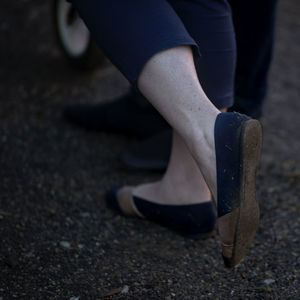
[223,119,262,267]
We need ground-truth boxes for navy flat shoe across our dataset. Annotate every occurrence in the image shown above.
[106,185,217,239]
[214,112,262,267]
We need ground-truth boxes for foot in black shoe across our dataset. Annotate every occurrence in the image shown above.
[106,185,217,238]
[63,91,170,138]
[214,112,262,267]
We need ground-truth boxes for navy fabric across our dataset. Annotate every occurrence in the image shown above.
[169,0,236,108]
[106,186,217,235]
[214,112,250,217]
[126,0,277,117]
[133,196,217,235]
[70,0,236,109]
[106,185,124,215]
[228,0,278,118]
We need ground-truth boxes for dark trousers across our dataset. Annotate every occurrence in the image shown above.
[131,0,278,119]
[71,0,237,110]
[72,0,278,118]
[229,0,278,118]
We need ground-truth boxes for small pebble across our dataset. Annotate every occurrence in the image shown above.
[70,297,80,300]
[80,212,90,218]
[263,279,275,285]
[0,215,3,220]
[59,241,71,249]
[78,244,84,249]
[121,285,129,294]
[24,251,33,258]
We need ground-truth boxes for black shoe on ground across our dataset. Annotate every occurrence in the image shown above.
[63,91,169,138]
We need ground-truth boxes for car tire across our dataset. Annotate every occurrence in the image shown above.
[53,0,105,70]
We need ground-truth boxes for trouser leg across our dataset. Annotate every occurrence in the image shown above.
[228,0,278,118]
[71,0,237,109]
[168,0,236,109]
[71,0,198,87]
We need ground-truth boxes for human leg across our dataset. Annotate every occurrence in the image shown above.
[72,0,262,266]
[70,0,221,202]
[65,0,277,172]
[71,0,199,86]
[66,0,236,172]
[122,0,277,171]
[113,45,262,266]
[108,129,217,237]
[108,46,220,237]
[133,130,211,205]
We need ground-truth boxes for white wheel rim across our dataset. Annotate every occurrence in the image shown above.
[57,0,90,57]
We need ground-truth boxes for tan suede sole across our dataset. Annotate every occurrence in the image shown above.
[115,185,144,218]
[220,119,262,267]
